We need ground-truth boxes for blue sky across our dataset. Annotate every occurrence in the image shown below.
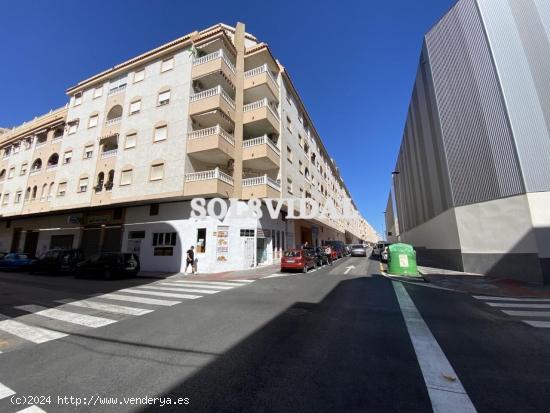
[0,0,456,235]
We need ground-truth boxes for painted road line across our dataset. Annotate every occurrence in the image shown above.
[174,280,247,287]
[0,320,68,344]
[264,273,289,278]
[99,294,180,306]
[16,305,117,328]
[166,282,234,290]
[58,300,154,316]
[502,310,550,317]
[119,289,201,300]
[473,296,550,302]
[0,382,16,399]
[231,279,255,283]
[135,285,219,295]
[16,405,47,413]
[393,282,476,413]
[523,320,550,328]
[486,303,550,309]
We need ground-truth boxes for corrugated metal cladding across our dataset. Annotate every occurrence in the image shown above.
[477,0,550,192]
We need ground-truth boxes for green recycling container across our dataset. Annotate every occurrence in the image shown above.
[387,243,419,276]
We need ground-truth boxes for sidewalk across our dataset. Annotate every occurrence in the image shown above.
[417,265,550,298]
[139,263,281,282]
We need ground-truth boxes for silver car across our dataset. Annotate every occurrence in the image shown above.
[350,244,367,257]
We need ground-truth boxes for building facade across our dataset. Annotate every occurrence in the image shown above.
[389,0,550,283]
[0,23,376,273]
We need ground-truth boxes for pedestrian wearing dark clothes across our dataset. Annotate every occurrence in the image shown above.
[185,246,195,274]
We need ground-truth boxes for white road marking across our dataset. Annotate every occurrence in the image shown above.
[344,265,355,275]
[58,300,153,316]
[264,273,289,278]
[0,320,68,344]
[393,282,476,413]
[135,285,218,295]
[16,405,47,413]
[502,310,550,317]
[486,303,550,309]
[309,269,317,273]
[119,289,201,300]
[0,382,16,399]
[16,305,117,328]
[231,279,255,283]
[523,320,550,328]
[473,296,550,302]
[166,282,234,290]
[99,294,180,306]
[174,280,247,287]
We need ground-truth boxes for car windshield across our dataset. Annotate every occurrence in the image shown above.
[352,245,364,248]
[284,251,302,257]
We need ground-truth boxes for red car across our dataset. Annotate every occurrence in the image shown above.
[323,246,338,261]
[281,249,316,273]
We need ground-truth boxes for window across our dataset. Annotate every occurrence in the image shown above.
[158,90,170,106]
[74,92,82,106]
[125,133,137,149]
[120,169,133,186]
[299,160,304,174]
[305,167,310,181]
[57,182,67,197]
[68,122,78,134]
[78,177,89,193]
[287,178,293,194]
[20,163,27,175]
[93,87,103,99]
[196,228,206,253]
[240,229,255,237]
[161,57,174,72]
[88,114,98,128]
[63,150,72,164]
[0,169,4,181]
[154,125,167,142]
[299,134,304,148]
[13,143,20,154]
[129,231,146,239]
[150,163,164,181]
[14,191,22,204]
[8,167,15,179]
[149,203,159,216]
[286,116,293,133]
[134,69,145,83]
[2,193,9,206]
[129,100,141,115]
[153,232,177,246]
[84,145,94,159]
[286,146,292,163]
[31,186,37,200]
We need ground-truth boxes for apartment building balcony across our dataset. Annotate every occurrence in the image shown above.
[189,86,236,120]
[242,135,280,170]
[241,174,281,200]
[192,49,236,85]
[184,168,234,198]
[101,148,118,159]
[243,98,280,136]
[187,125,235,164]
[244,64,279,102]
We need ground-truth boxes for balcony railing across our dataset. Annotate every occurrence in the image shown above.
[46,164,58,171]
[187,125,235,145]
[242,175,281,191]
[242,135,280,154]
[29,168,41,176]
[105,117,121,126]
[35,141,47,148]
[244,64,278,85]
[243,98,279,119]
[190,85,236,110]
[108,84,127,95]
[101,148,118,159]
[192,49,236,73]
[52,136,63,143]
[185,168,234,185]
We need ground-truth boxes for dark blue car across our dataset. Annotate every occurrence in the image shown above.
[0,253,36,270]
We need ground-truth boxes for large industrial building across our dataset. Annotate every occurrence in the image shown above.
[0,23,376,273]
[387,0,550,284]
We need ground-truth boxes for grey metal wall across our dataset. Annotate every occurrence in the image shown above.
[393,0,550,233]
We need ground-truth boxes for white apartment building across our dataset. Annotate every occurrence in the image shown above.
[0,23,376,273]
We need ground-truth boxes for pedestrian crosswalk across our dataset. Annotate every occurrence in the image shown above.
[0,381,45,412]
[474,295,550,328]
[0,279,254,355]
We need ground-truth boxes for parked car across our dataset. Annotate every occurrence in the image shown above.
[75,252,140,279]
[0,252,8,260]
[0,253,36,271]
[281,249,316,273]
[323,246,336,263]
[381,246,389,263]
[31,249,84,274]
[372,242,391,259]
[344,245,352,256]
[322,241,345,259]
[350,244,367,257]
[305,247,330,266]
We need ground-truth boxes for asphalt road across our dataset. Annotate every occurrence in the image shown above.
[0,257,549,412]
